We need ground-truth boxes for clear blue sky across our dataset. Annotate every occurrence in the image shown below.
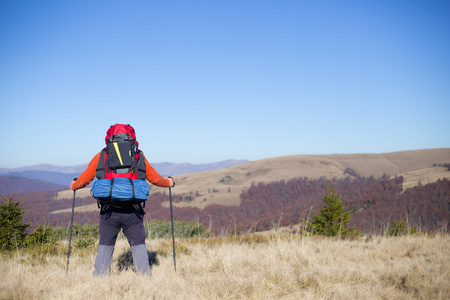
[1,0,449,168]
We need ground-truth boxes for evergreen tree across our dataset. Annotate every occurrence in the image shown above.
[305,183,359,236]
[384,218,417,236]
[0,183,30,251]
[26,222,57,246]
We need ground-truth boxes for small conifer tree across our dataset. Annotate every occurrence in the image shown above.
[305,182,359,236]
[0,183,30,251]
[26,222,57,246]
[384,218,417,236]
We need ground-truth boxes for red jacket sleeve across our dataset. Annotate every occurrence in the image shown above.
[142,153,171,187]
[72,152,101,190]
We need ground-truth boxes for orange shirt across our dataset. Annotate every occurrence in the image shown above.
[71,151,170,190]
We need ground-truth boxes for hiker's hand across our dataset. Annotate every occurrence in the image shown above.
[70,181,77,191]
[168,176,175,187]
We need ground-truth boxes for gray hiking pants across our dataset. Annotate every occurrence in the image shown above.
[93,244,151,277]
[92,207,151,277]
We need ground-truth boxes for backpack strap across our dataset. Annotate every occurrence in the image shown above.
[133,203,145,215]
[96,148,107,179]
[135,151,146,180]
[129,178,136,201]
[109,178,114,199]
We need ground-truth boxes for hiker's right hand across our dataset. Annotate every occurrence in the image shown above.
[168,177,175,187]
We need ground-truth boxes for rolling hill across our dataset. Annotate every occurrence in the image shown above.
[162,148,450,208]
[53,148,450,214]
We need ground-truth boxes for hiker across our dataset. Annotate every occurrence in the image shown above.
[70,124,175,276]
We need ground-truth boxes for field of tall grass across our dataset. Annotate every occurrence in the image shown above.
[1,232,448,299]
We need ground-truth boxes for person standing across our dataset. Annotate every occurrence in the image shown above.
[71,124,175,276]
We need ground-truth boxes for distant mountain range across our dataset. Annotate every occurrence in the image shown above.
[0,159,249,193]
[0,176,66,195]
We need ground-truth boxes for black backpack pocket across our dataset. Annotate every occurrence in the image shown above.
[107,141,133,169]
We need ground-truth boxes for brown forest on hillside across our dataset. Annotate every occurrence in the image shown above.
[18,176,450,234]
[18,191,94,228]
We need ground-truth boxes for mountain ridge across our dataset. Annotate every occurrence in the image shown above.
[0,159,250,175]
[0,176,66,195]
[0,159,249,188]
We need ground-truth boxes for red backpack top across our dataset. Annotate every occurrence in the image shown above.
[105,124,138,147]
[96,124,146,180]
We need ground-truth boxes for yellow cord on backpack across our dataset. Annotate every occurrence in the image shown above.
[113,142,124,165]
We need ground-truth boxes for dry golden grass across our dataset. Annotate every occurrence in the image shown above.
[1,233,449,299]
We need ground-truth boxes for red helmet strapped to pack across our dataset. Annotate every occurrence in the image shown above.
[105,124,139,148]
[96,124,146,180]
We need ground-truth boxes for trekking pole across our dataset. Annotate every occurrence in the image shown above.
[169,186,176,271]
[66,177,77,276]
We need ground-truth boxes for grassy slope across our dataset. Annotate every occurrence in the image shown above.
[1,234,449,299]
